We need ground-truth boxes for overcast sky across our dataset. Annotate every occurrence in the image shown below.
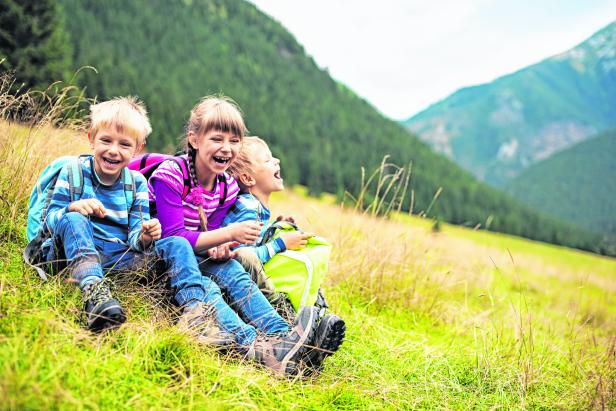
[247,0,616,120]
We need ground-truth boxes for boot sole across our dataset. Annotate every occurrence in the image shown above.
[305,315,346,372]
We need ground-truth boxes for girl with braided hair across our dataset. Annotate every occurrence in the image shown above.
[148,96,320,376]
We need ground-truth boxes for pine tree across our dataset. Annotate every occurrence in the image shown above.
[0,0,71,90]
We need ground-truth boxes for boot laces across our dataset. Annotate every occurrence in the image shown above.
[185,302,216,330]
[85,280,113,306]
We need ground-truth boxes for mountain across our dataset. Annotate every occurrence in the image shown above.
[58,0,610,254]
[505,129,616,236]
[403,22,616,187]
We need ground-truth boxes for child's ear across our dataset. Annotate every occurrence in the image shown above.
[239,173,255,187]
[187,131,198,150]
[136,141,145,154]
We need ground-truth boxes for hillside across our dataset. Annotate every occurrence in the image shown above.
[505,129,616,236]
[1,121,615,410]
[403,21,616,187]
[56,0,610,254]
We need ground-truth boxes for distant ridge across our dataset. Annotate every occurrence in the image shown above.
[403,22,616,187]
[505,129,616,237]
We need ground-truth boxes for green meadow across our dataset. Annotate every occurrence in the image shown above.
[1,121,614,410]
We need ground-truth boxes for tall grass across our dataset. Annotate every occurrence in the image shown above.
[0,70,91,242]
[1,74,615,409]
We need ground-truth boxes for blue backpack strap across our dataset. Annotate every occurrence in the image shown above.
[67,157,84,201]
[42,156,83,228]
[122,167,136,210]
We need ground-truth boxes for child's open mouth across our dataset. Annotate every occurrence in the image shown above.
[213,156,231,164]
[274,170,282,180]
[103,157,121,166]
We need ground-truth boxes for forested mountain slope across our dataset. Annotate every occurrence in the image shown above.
[505,129,616,236]
[60,0,609,254]
[404,22,616,187]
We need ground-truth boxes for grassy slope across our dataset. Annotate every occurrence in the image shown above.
[1,122,615,410]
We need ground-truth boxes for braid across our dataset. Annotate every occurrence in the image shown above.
[186,145,208,231]
[187,145,199,188]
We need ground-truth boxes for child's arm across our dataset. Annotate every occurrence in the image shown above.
[46,165,105,232]
[152,178,260,254]
[139,218,161,248]
[223,201,312,264]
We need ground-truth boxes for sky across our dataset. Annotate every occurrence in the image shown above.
[247,0,616,120]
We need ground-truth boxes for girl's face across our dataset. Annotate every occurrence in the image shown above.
[189,129,241,184]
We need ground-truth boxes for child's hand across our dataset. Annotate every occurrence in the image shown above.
[140,218,161,246]
[228,221,262,245]
[69,199,106,218]
[280,231,313,250]
[275,215,295,224]
[207,241,240,262]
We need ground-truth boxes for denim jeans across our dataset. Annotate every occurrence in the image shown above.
[45,212,285,345]
[197,256,289,345]
[46,212,209,307]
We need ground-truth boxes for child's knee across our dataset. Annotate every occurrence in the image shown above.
[61,211,90,226]
[234,248,273,292]
[234,248,261,271]
[55,212,93,238]
[155,236,193,256]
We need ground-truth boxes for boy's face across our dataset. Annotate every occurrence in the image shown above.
[89,127,142,185]
[250,144,284,195]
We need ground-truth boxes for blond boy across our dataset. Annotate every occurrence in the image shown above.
[40,97,232,342]
[223,136,345,372]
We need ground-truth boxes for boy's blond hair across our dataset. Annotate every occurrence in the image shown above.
[227,136,268,187]
[89,96,152,145]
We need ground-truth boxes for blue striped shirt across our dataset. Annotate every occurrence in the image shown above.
[46,156,150,251]
[222,193,286,263]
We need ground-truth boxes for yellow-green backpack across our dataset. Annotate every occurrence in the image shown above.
[259,221,331,311]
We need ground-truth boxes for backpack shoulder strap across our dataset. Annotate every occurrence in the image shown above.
[218,174,228,206]
[259,220,300,246]
[139,153,151,169]
[67,157,84,201]
[122,168,136,210]
[163,156,191,200]
[176,156,191,200]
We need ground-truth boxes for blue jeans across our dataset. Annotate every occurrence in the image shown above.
[197,257,289,345]
[45,212,284,345]
[45,212,210,307]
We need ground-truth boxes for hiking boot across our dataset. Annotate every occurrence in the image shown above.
[177,302,235,348]
[303,314,346,374]
[315,288,329,318]
[245,306,318,376]
[270,293,296,324]
[82,279,126,332]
